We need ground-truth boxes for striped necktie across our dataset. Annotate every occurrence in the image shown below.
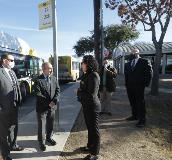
[9,70,18,101]
[131,59,135,70]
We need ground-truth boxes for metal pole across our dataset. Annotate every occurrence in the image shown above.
[52,0,59,132]
[52,0,58,78]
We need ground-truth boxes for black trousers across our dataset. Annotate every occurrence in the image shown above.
[8,108,18,149]
[0,112,10,158]
[0,107,18,158]
[126,85,146,121]
[37,109,55,145]
[83,108,100,155]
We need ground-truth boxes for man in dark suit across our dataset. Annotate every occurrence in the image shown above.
[34,62,60,151]
[124,48,152,128]
[0,53,23,160]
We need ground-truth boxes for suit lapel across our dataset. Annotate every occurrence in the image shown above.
[2,68,13,86]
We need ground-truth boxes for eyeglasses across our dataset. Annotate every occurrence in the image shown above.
[7,59,14,62]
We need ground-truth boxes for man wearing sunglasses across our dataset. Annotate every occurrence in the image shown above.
[0,53,23,160]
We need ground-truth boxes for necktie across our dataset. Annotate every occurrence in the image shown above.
[45,76,51,95]
[9,70,18,101]
[131,59,135,70]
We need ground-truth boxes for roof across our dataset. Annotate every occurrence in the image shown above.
[113,42,172,58]
[0,31,32,55]
[0,31,20,53]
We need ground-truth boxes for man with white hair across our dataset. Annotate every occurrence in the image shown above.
[124,48,152,128]
[34,62,60,151]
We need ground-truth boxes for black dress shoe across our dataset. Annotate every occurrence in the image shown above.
[126,116,138,121]
[40,144,46,151]
[136,121,146,128]
[106,112,112,116]
[5,156,13,160]
[83,155,98,160]
[11,145,24,151]
[46,138,56,146]
[79,146,90,152]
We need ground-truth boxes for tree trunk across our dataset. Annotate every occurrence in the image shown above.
[151,43,163,95]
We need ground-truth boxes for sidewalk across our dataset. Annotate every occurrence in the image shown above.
[11,83,81,160]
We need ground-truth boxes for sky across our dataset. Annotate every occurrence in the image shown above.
[0,0,172,60]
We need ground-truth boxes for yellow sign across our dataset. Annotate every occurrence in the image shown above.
[38,0,53,30]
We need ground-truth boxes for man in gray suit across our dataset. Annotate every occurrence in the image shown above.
[0,53,23,160]
[34,62,60,151]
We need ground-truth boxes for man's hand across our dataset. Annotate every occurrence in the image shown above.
[49,101,55,107]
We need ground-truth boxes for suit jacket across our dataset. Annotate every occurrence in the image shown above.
[124,58,152,88]
[0,66,22,113]
[78,71,101,112]
[99,66,117,92]
[34,74,60,113]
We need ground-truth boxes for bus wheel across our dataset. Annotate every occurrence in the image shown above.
[20,83,27,102]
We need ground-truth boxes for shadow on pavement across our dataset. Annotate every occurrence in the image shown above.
[11,151,60,159]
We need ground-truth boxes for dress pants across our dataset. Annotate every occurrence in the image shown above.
[37,109,55,145]
[8,107,18,149]
[0,112,10,158]
[126,85,146,121]
[100,87,113,113]
[83,108,100,155]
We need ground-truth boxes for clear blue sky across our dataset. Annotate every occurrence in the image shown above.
[0,0,172,60]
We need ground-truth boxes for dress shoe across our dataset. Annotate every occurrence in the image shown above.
[11,145,24,151]
[5,156,13,160]
[99,112,104,115]
[46,138,56,146]
[83,155,98,160]
[79,146,90,152]
[40,144,46,151]
[106,112,112,116]
[126,116,138,121]
[136,120,146,128]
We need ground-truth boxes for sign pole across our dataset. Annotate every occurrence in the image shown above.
[52,0,58,78]
[52,0,60,132]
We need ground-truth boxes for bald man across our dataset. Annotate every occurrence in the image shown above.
[34,62,60,151]
[124,48,152,128]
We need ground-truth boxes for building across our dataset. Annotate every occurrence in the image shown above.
[113,42,172,74]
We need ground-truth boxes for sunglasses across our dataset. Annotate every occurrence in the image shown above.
[7,59,14,62]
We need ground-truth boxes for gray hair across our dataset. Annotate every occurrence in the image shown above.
[42,62,52,70]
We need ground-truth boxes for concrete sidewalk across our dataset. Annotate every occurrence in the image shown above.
[11,83,81,160]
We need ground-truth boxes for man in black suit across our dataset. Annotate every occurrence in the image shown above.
[34,62,60,151]
[124,48,152,128]
[0,53,23,160]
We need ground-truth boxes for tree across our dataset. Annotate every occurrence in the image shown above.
[104,24,139,53]
[73,24,139,57]
[105,0,172,95]
[73,37,94,57]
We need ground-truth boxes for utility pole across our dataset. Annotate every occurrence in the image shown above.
[93,0,103,69]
